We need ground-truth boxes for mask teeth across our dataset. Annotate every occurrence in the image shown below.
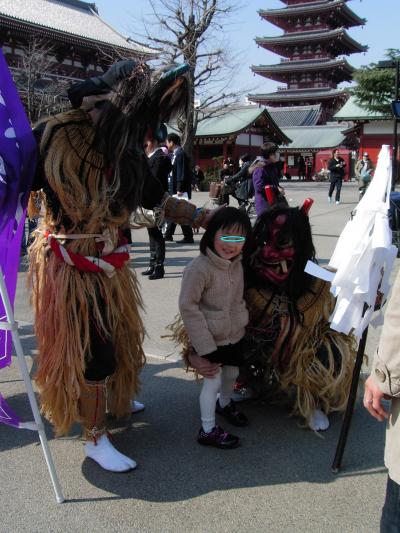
[280,260,288,273]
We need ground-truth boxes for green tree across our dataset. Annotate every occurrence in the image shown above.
[352,49,400,116]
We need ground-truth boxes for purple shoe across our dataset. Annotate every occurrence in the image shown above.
[197,425,240,449]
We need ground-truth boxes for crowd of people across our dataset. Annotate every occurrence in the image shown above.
[19,58,396,530]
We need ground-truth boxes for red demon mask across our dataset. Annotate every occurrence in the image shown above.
[252,214,295,285]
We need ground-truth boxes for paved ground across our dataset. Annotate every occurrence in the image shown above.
[1,181,396,532]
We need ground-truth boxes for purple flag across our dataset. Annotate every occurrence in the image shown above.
[0,392,21,428]
[0,48,37,369]
[0,49,37,427]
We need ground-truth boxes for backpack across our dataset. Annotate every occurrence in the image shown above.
[234,163,254,200]
[235,177,254,201]
[361,166,371,183]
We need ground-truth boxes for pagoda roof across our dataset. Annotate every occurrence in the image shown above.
[333,95,389,121]
[0,0,158,56]
[193,106,291,145]
[249,87,347,104]
[251,57,354,82]
[280,124,347,151]
[259,0,366,29]
[267,105,322,127]
[256,27,367,56]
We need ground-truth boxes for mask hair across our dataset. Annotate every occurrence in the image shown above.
[149,65,190,126]
[93,62,152,212]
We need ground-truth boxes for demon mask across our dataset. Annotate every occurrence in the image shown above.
[250,202,316,297]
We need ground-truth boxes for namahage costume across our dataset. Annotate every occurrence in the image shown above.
[175,202,357,429]
[28,61,205,470]
[240,204,357,427]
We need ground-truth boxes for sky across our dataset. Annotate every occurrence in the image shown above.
[94,0,399,98]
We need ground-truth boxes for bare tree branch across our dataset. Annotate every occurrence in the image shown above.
[129,0,249,160]
[11,37,72,123]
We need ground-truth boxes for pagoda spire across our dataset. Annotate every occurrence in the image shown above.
[249,0,367,122]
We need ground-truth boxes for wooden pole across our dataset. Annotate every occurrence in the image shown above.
[331,325,369,474]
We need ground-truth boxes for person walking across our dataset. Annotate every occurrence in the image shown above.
[305,157,313,181]
[218,158,234,206]
[364,269,400,532]
[178,207,252,448]
[251,142,285,217]
[164,133,194,244]
[142,125,172,280]
[298,155,306,180]
[193,164,205,192]
[355,152,375,199]
[328,149,346,204]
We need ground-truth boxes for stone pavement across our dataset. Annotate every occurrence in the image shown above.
[0,181,396,532]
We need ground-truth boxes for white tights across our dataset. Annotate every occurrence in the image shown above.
[199,365,239,433]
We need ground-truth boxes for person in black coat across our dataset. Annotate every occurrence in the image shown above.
[218,158,234,206]
[327,149,346,204]
[193,165,205,191]
[142,125,172,279]
[298,155,306,181]
[164,133,194,243]
[225,154,251,206]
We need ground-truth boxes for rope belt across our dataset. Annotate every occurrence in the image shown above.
[44,230,129,278]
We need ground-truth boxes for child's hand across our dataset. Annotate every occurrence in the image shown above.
[188,353,221,378]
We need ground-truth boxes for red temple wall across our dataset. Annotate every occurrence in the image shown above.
[360,133,394,168]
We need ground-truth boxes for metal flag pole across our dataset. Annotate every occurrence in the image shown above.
[331,323,369,474]
[0,267,64,503]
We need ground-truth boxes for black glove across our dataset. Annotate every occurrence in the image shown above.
[67,60,138,108]
[100,60,138,89]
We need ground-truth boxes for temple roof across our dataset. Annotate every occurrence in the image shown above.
[249,87,348,104]
[251,57,354,83]
[280,0,326,4]
[0,0,158,56]
[280,124,347,151]
[256,27,367,56]
[259,1,365,29]
[333,96,389,121]
[267,105,322,127]
[193,106,291,145]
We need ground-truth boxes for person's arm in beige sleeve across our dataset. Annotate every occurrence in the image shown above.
[364,270,400,421]
[371,270,400,397]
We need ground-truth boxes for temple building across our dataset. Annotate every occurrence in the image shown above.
[0,0,157,81]
[249,0,367,122]
[334,95,393,168]
[190,105,291,173]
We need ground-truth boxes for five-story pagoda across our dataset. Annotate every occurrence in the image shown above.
[249,0,367,122]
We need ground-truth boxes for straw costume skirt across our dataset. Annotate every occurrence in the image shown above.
[28,110,146,436]
[243,278,357,421]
